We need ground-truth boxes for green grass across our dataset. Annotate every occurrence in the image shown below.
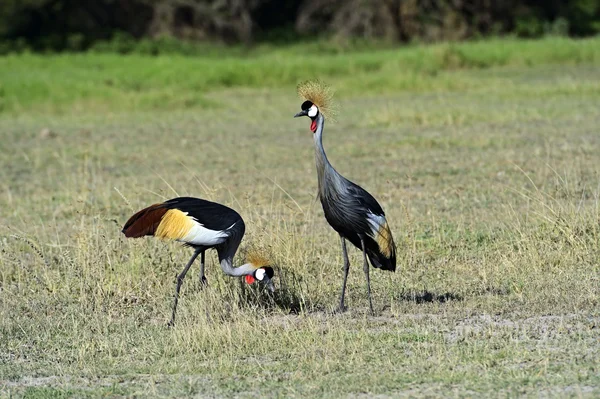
[1,37,599,115]
[1,38,600,397]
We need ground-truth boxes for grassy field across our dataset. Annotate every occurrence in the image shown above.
[1,38,600,397]
[1,37,599,115]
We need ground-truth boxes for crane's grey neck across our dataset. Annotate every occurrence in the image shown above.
[219,258,256,277]
[313,113,341,194]
[217,238,256,277]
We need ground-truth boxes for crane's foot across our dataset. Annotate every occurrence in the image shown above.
[199,276,208,288]
[334,304,347,314]
[167,319,175,328]
[367,298,375,316]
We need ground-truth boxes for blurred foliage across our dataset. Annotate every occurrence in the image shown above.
[0,0,599,53]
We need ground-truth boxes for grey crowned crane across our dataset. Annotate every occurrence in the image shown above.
[122,197,275,326]
[294,81,396,314]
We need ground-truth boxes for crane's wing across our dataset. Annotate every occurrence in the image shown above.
[346,181,396,271]
[122,197,243,247]
[162,197,242,232]
[346,181,385,216]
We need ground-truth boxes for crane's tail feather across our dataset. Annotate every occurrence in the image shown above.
[367,220,396,272]
[367,248,396,272]
[122,203,168,238]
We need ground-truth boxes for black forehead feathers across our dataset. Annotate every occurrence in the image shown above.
[301,100,313,110]
[263,266,274,279]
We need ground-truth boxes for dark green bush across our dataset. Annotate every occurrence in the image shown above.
[0,0,599,53]
[515,15,545,38]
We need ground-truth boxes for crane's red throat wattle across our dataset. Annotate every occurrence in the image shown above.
[310,120,317,133]
[245,275,256,284]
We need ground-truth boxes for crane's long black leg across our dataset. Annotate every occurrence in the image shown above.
[360,237,374,315]
[168,248,201,327]
[198,250,207,286]
[337,236,351,313]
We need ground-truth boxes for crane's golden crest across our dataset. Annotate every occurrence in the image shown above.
[155,209,194,240]
[246,248,271,268]
[297,80,336,119]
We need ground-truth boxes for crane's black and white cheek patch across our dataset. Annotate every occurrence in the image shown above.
[264,266,274,279]
[308,105,318,118]
[301,100,313,110]
[255,268,266,281]
[252,267,274,283]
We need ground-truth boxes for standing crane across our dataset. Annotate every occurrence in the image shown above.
[122,196,275,326]
[294,81,396,314]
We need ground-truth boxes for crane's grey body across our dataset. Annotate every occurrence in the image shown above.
[314,115,379,248]
[307,111,397,313]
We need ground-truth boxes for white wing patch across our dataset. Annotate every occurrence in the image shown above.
[180,219,230,246]
[366,212,385,238]
[366,211,394,257]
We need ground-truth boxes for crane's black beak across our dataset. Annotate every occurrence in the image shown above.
[294,110,308,118]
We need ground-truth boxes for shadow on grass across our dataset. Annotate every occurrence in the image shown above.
[398,291,463,304]
[236,265,311,314]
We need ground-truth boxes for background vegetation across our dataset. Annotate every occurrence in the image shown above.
[1,37,599,116]
[1,0,600,53]
[1,36,599,396]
